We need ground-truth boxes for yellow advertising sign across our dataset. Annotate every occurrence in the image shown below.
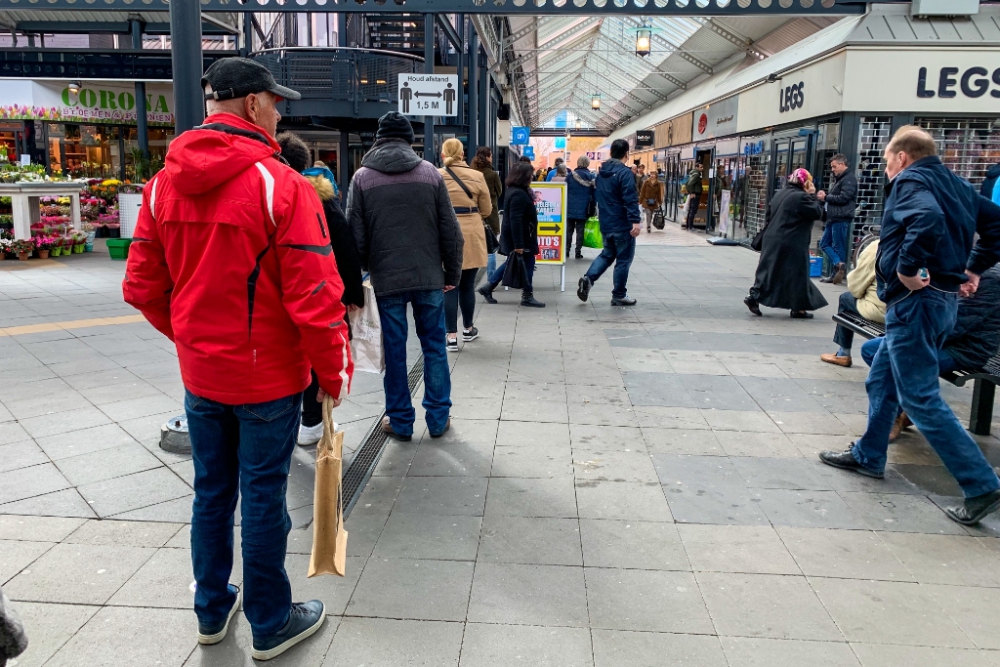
[530,182,567,266]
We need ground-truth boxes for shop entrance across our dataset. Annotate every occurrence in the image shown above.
[771,135,812,196]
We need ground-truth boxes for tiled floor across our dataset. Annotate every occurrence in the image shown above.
[3,231,1000,666]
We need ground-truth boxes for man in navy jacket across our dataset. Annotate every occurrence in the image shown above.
[820,126,1000,526]
[577,139,642,306]
[566,155,595,259]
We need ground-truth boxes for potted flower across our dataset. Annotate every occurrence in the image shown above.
[13,239,32,261]
[81,222,96,251]
[33,235,52,259]
[72,232,86,253]
[0,238,13,259]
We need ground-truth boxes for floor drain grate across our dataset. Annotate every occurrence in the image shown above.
[342,354,424,518]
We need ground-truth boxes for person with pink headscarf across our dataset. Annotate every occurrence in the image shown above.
[745,168,828,318]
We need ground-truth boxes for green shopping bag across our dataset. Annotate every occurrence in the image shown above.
[583,217,603,249]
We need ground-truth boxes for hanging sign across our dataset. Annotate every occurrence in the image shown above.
[523,145,535,159]
[397,73,459,117]
[635,130,654,148]
[511,126,531,145]
[531,183,567,265]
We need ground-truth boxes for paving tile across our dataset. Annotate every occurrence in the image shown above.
[737,376,829,413]
[877,532,1000,587]
[810,577,972,647]
[720,637,861,667]
[653,454,767,526]
[347,558,474,621]
[0,488,97,519]
[696,572,842,641]
[495,420,571,448]
[924,583,1000,650]
[817,464,923,495]
[98,394,183,423]
[111,495,194,522]
[756,489,868,529]
[324,617,462,667]
[484,477,578,518]
[287,553,365,615]
[624,372,697,408]
[776,526,911,581]
[18,407,113,440]
[570,424,644,450]
[7,602,101,667]
[731,456,833,490]
[679,524,800,574]
[500,382,568,422]
[769,411,854,436]
[849,644,997,667]
[407,441,495,477]
[633,406,710,430]
[580,519,689,570]
[701,409,780,433]
[0,514,87,541]
[416,418,499,447]
[55,442,163,486]
[460,623,594,667]
[478,516,582,566]
[34,423,140,461]
[840,491,967,535]
[42,605,195,667]
[491,445,574,478]
[373,513,482,561]
[641,428,724,455]
[0,421,31,446]
[78,467,193,518]
[0,463,71,504]
[0,539,55,584]
[716,431,803,458]
[567,397,640,428]
[585,568,714,633]
[591,630,727,667]
[5,542,155,605]
[107,547,197,609]
[468,562,588,627]
[573,448,659,483]
[575,480,673,522]
[0,441,48,473]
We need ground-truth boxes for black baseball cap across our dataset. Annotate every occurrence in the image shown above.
[201,57,301,101]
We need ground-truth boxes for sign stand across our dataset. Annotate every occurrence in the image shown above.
[531,182,568,292]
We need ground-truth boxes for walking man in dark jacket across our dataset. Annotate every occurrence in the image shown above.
[818,153,858,284]
[684,166,703,231]
[577,139,642,306]
[347,111,464,441]
[820,126,1000,526]
[566,155,595,259]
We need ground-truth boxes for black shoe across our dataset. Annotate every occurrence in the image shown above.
[818,449,884,479]
[197,585,241,645]
[430,418,452,438]
[611,297,637,306]
[478,284,498,304]
[819,274,834,283]
[381,416,412,442]
[945,489,1000,526]
[521,293,546,308]
[744,295,762,316]
[790,311,814,319]
[462,327,479,342]
[575,250,583,259]
[577,276,592,302]
[251,600,325,661]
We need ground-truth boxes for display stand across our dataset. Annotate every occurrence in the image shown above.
[531,182,568,292]
[0,183,82,240]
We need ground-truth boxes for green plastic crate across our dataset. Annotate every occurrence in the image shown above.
[107,238,132,261]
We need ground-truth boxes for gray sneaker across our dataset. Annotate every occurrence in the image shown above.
[610,296,637,306]
[251,600,326,661]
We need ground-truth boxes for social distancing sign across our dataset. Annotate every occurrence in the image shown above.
[398,73,459,117]
[530,183,567,266]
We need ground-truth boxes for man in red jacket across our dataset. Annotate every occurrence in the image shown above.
[122,58,353,661]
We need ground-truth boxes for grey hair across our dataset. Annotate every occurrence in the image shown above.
[577,155,590,168]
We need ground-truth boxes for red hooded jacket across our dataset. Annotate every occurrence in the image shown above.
[123,113,353,404]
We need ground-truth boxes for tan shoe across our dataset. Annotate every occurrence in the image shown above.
[889,412,913,442]
[831,263,846,285]
[820,353,852,368]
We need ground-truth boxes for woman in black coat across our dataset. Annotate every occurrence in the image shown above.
[481,162,544,308]
[745,168,828,318]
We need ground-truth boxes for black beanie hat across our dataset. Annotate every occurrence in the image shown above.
[376,111,414,144]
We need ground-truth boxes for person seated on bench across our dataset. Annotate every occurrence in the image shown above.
[820,239,885,367]
[860,265,1000,442]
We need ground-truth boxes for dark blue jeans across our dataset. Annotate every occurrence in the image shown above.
[851,289,1000,498]
[820,218,850,267]
[861,336,959,375]
[186,389,302,637]
[585,230,636,299]
[377,288,452,437]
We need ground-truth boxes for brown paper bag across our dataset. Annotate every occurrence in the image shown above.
[308,396,348,577]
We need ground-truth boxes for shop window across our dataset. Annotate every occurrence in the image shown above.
[123,127,175,181]
[916,117,1000,189]
[48,124,121,179]
[853,116,892,250]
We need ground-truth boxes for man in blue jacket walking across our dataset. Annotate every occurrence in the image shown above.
[820,126,1000,526]
[566,155,595,259]
[577,139,642,306]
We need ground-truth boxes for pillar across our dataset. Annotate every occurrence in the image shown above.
[169,0,204,133]
[131,20,150,161]
[424,14,435,164]
[468,28,478,151]
[478,60,488,153]
[455,15,464,138]
[242,12,254,57]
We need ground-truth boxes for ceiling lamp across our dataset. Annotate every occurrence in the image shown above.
[635,26,652,57]
[575,119,582,130]
[591,94,601,110]
[68,81,82,93]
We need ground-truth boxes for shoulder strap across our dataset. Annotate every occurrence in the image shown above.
[445,166,474,201]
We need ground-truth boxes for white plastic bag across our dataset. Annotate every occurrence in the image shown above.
[349,279,384,374]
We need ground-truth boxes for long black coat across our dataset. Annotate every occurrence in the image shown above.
[752,185,828,312]
[500,186,539,256]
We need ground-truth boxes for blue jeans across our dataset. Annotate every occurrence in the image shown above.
[585,230,636,299]
[820,218,850,267]
[851,289,1000,497]
[186,389,302,637]
[377,289,452,437]
[487,252,497,277]
[861,336,960,375]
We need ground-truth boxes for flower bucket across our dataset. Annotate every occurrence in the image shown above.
[107,238,131,261]
[73,244,84,254]
[85,230,96,251]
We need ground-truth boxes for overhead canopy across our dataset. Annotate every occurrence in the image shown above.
[0,10,240,35]
[506,13,840,133]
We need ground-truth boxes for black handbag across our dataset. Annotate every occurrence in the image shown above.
[446,166,498,254]
[750,224,768,252]
[652,211,665,230]
[502,252,530,289]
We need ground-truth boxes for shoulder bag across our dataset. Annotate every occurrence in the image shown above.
[447,166,498,255]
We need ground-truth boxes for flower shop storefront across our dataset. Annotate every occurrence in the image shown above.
[0,80,175,180]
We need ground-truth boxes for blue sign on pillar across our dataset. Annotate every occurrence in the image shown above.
[511,127,530,145]
[554,137,567,150]
[523,145,535,159]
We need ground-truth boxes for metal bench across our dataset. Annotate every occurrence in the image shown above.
[832,311,1000,436]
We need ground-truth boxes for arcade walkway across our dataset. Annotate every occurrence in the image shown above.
[2,236,1000,667]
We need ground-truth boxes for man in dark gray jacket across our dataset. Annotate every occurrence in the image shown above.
[347,111,464,441]
[818,153,858,284]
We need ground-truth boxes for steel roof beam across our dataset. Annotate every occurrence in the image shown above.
[701,18,768,61]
